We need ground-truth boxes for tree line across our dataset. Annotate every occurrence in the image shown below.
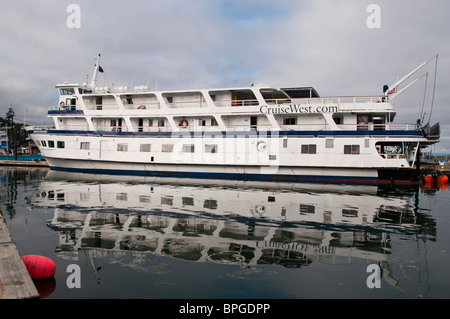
[0,107,29,160]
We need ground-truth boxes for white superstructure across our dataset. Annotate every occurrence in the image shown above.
[27,55,441,184]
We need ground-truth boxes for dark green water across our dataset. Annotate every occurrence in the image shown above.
[1,167,449,300]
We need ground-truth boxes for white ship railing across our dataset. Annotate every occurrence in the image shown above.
[29,123,421,133]
[378,153,407,159]
[27,125,56,131]
[49,95,389,112]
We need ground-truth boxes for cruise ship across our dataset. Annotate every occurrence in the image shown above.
[26,55,441,184]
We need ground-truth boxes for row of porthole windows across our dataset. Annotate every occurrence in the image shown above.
[301,144,361,155]
[79,142,219,154]
[38,140,65,148]
[38,139,361,156]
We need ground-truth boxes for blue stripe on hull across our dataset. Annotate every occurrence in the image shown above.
[50,166,380,185]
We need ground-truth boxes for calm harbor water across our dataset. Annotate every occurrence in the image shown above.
[1,167,450,300]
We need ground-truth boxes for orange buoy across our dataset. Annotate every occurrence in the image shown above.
[22,255,56,280]
[422,175,433,186]
[438,175,448,184]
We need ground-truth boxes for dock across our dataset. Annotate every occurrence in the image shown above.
[0,160,48,168]
[0,210,40,299]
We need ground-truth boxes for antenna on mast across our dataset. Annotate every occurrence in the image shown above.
[90,54,102,88]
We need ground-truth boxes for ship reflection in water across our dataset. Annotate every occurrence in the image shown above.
[29,171,436,296]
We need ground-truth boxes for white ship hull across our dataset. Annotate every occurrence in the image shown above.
[30,130,427,184]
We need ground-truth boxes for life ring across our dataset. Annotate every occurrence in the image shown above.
[59,101,65,110]
[256,141,267,152]
[179,119,189,127]
[137,105,146,109]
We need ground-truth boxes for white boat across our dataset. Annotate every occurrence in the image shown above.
[0,130,8,156]
[26,55,441,184]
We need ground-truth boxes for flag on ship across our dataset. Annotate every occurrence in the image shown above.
[387,87,397,95]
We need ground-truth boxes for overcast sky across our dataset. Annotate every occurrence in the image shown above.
[1,0,449,152]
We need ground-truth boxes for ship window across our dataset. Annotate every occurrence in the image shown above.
[80,142,90,150]
[344,145,360,154]
[140,144,151,152]
[182,197,194,206]
[59,88,75,95]
[300,204,315,214]
[333,115,343,125]
[57,141,65,148]
[40,140,47,147]
[182,144,195,153]
[283,117,297,125]
[161,196,173,206]
[198,119,206,126]
[110,119,117,129]
[96,96,103,110]
[231,90,258,106]
[205,144,217,153]
[162,144,173,152]
[301,144,316,154]
[269,155,277,160]
[203,199,218,209]
[283,138,288,148]
[48,141,55,148]
[158,118,165,127]
[117,143,128,152]
[211,118,218,126]
[138,195,150,204]
[342,209,358,217]
[326,139,334,148]
[78,88,92,94]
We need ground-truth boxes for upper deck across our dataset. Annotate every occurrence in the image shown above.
[49,82,403,133]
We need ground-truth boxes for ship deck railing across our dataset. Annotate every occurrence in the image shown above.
[379,153,407,159]
[50,95,389,113]
[28,122,423,135]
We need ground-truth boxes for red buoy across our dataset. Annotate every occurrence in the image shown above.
[22,255,56,280]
